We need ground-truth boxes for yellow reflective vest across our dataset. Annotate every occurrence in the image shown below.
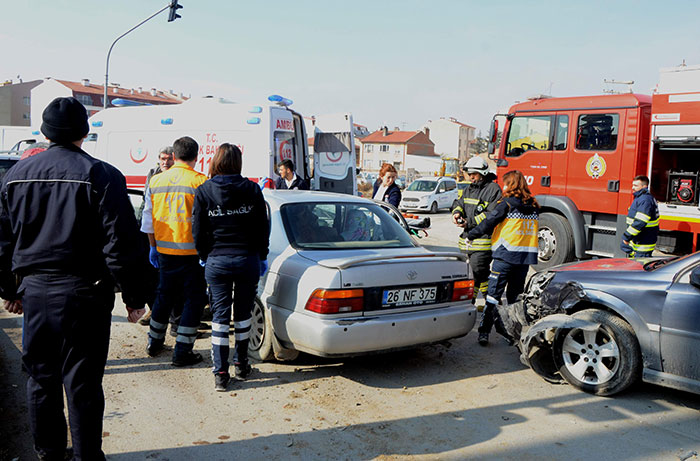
[467,196,539,265]
[149,163,207,256]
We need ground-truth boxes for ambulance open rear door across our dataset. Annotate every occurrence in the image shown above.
[311,113,357,195]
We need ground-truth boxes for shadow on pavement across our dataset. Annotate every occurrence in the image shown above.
[105,391,700,460]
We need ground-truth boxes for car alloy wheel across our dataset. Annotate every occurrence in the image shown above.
[560,325,620,385]
[248,297,273,361]
[553,309,641,396]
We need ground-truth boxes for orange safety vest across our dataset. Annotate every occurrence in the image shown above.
[149,163,207,256]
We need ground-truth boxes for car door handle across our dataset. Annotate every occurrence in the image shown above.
[540,175,551,187]
[607,180,620,192]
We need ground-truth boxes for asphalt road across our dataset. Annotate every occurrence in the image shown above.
[1,210,699,460]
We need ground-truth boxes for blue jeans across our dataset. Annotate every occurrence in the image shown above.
[205,253,260,374]
[479,259,529,335]
[149,254,206,358]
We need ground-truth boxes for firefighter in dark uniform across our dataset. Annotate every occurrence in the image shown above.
[0,97,148,460]
[451,156,502,303]
[467,170,539,346]
[621,175,659,258]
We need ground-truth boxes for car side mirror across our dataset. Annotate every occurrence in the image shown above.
[690,266,700,289]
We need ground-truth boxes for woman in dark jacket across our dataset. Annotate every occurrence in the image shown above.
[192,143,270,391]
[467,170,539,346]
[372,163,401,208]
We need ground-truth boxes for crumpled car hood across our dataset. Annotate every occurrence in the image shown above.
[552,258,646,272]
[497,276,598,384]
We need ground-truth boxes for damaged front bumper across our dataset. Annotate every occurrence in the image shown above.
[496,272,599,383]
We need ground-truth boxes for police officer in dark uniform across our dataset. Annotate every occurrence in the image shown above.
[451,157,502,303]
[0,97,148,460]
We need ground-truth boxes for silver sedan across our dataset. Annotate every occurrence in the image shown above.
[250,190,477,361]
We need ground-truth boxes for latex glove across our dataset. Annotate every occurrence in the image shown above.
[149,247,159,268]
[126,307,146,323]
[260,260,268,277]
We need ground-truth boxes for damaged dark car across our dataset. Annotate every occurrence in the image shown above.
[499,252,700,396]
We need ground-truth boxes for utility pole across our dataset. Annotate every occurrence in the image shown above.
[104,1,183,109]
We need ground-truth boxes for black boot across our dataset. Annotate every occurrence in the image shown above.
[494,318,515,346]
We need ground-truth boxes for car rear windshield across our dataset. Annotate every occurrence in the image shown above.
[406,180,437,192]
[280,202,416,250]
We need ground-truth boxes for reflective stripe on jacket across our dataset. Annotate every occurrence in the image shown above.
[150,164,207,256]
[623,188,659,252]
[467,196,539,265]
[452,175,502,251]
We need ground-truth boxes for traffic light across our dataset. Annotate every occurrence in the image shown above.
[167,0,182,22]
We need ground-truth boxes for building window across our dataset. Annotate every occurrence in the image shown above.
[22,113,30,120]
[380,145,389,152]
[365,144,373,153]
[393,161,401,170]
[23,96,30,106]
[76,94,93,106]
[363,159,373,168]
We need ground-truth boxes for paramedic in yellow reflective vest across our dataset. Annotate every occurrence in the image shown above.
[451,157,502,303]
[141,136,208,366]
[467,170,539,346]
[621,175,659,258]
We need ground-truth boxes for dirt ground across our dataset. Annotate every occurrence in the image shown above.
[1,212,699,460]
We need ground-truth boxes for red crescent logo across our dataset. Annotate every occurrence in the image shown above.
[325,152,343,163]
[130,147,148,164]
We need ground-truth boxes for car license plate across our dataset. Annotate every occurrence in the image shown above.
[382,286,437,307]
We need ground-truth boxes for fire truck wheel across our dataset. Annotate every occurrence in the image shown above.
[535,212,574,270]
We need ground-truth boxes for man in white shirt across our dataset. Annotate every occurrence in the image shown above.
[275,159,309,190]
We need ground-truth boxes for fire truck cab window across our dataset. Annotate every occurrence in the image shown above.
[505,116,552,157]
[554,115,569,151]
[575,113,619,151]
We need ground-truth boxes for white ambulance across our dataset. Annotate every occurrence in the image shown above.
[83,95,356,194]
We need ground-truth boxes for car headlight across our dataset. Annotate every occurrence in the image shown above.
[525,271,555,298]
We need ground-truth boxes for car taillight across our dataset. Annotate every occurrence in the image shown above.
[452,280,474,301]
[305,289,364,314]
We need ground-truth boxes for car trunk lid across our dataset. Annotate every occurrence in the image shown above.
[298,248,470,313]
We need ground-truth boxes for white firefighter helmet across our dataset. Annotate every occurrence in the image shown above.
[463,156,489,175]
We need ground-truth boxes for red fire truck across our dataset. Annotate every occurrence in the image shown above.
[488,64,700,269]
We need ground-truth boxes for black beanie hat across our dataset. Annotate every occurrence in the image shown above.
[41,97,89,144]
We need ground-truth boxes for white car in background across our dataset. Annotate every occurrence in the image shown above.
[250,190,476,361]
[399,177,459,213]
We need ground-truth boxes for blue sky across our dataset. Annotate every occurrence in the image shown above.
[3,0,700,132]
